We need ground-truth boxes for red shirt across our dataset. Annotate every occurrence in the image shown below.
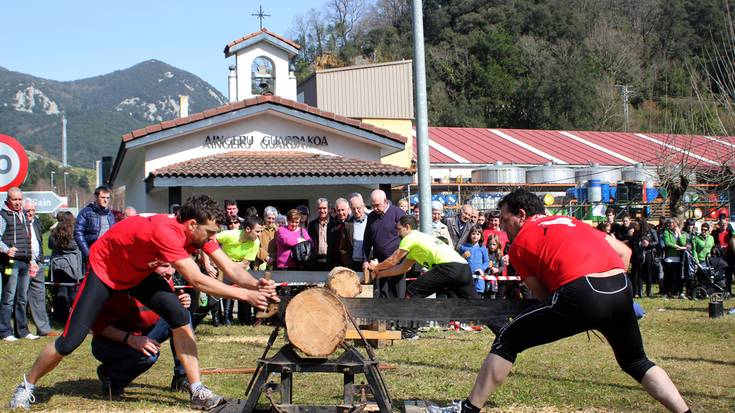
[483,228,509,254]
[509,215,626,293]
[89,215,218,290]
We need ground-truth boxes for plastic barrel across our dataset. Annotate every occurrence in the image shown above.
[616,182,628,202]
[587,179,602,202]
[578,187,588,203]
[645,188,659,202]
[601,183,610,203]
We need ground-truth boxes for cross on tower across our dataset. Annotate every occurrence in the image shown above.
[252,5,270,30]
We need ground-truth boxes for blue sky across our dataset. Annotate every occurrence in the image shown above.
[3,1,317,94]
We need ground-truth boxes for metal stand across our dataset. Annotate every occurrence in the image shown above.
[222,342,392,413]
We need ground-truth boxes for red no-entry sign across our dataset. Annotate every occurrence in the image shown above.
[0,134,29,192]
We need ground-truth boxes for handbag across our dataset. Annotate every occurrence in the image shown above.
[291,229,315,269]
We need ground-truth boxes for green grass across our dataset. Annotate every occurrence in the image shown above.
[1,296,734,412]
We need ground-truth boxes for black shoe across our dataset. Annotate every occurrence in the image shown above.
[97,365,123,397]
[170,374,191,393]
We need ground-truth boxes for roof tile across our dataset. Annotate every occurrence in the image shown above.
[150,152,411,179]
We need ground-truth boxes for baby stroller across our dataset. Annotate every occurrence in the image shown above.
[692,255,729,300]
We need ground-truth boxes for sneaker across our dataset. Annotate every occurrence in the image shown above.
[3,335,18,342]
[9,377,35,410]
[190,384,225,411]
[427,400,461,413]
[96,365,123,397]
[170,374,191,393]
[22,334,39,340]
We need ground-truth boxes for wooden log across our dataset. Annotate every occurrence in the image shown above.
[326,267,362,298]
[285,288,348,357]
[345,329,401,340]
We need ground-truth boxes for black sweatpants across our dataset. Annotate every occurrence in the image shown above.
[55,269,189,356]
[407,262,479,299]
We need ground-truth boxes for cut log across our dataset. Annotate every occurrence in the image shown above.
[327,267,362,298]
[285,288,348,356]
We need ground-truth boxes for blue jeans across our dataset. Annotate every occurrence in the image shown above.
[91,315,192,390]
[0,260,31,338]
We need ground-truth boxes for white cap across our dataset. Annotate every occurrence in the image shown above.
[431,201,444,211]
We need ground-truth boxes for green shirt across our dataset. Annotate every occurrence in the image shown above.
[691,234,715,263]
[216,230,260,262]
[398,230,466,269]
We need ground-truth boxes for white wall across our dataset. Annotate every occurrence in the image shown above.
[115,149,147,211]
[144,112,382,176]
[235,42,295,101]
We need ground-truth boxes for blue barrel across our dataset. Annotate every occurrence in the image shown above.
[601,183,610,203]
[410,195,419,205]
[645,188,659,203]
[578,187,588,203]
[566,188,578,200]
[587,179,602,202]
[609,186,617,201]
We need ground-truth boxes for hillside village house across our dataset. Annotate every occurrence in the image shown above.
[109,29,414,214]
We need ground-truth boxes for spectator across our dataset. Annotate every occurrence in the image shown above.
[74,185,116,260]
[275,214,287,228]
[123,206,138,218]
[223,200,245,227]
[49,211,83,323]
[276,209,313,270]
[711,212,729,254]
[227,219,241,230]
[217,216,263,326]
[363,189,406,298]
[257,206,278,270]
[91,263,191,396]
[397,198,410,214]
[662,218,688,298]
[411,202,420,222]
[605,207,621,235]
[24,199,53,336]
[458,224,490,295]
[477,213,486,228]
[431,201,453,248]
[329,198,353,268]
[0,187,39,341]
[296,205,309,228]
[615,213,633,245]
[485,234,505,298]
[597,221,612,234]
[447,204,474,251]
[692,222,715,264]
[470,208,480,224]
[244,206,258,218]
[348,193,370,272]
[307,198,332,270]
[482,211,509,255]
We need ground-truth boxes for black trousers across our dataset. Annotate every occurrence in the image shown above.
[406,262,478,299]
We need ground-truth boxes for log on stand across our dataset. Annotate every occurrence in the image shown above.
[285,287,349,357]
[327,267,362,298]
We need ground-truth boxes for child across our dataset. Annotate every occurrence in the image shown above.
[486,234,505,298]
[459,225,490,295]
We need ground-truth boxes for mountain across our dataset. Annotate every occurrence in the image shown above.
[0,60,226,167]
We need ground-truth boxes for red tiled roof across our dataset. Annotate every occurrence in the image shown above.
[121,95,407,145]
[225,28,301,54]
[416,127,735,166]
[149,152,412,178]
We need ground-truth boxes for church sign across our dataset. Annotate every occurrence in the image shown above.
[203,134,329,150]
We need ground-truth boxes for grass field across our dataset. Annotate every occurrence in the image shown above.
[1,296,733,412]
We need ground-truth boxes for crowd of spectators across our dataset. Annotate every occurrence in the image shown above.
[598,208,733,299]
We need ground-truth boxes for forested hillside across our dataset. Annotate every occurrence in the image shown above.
[290,0,734,135]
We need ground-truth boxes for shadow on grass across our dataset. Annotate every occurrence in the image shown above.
[659,355,735,367]
[34,379,184,407]
[389,359,735,402]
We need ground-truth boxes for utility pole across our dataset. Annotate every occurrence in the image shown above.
[616,84,633,132]
[412,0,432,234]
[61,114,68,167]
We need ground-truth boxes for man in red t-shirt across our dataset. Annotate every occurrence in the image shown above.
[453,189,692,413]
[9,195,278,411]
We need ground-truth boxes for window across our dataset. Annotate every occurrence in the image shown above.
[251,56,275,95]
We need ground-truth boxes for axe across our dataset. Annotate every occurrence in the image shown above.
[255,271,279,318]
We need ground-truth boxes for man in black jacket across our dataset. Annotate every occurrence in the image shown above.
[307,198,332,270]
[0,187,39,341]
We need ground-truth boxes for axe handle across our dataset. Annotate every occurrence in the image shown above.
[255,271,278,318]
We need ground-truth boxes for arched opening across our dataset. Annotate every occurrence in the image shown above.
[251,56,275,95]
